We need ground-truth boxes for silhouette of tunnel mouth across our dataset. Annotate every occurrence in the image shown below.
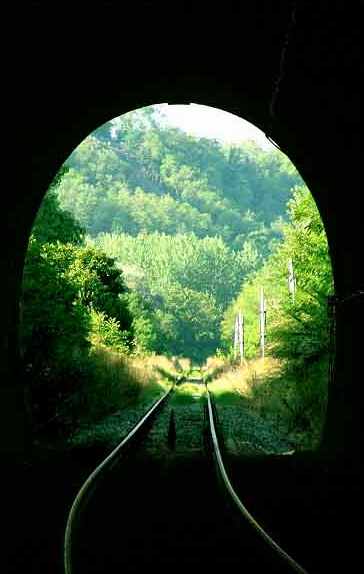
[1,9,361,574]
[22,102,332,456]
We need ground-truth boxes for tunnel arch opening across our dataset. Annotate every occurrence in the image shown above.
[1,7,361,574]
[3,48,361,469]
[22,101,335,456]
[0,7,361,574]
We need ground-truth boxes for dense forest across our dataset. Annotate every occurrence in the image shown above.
[59,107,300,253]
[20,104,333,442]
[54,106,302,360]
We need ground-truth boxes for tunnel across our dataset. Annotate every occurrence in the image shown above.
[1,0,362,557]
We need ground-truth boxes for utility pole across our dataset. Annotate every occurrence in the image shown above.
[238,310,244,364]
[287,258,296,304]
[259,286,266,359]
[233,316,239,360]
[233,311,244,364]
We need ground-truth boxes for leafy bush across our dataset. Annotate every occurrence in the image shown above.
[20,238,91,372]
[88,309,131,354]
[20,239,135,438]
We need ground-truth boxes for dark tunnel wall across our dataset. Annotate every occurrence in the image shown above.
[0,4,362,467]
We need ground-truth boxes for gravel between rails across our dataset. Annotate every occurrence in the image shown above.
[68,393,206,455]
[141,402,205,455]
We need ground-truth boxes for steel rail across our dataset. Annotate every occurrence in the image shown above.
[206,388,313,574]
[63,386,173,574]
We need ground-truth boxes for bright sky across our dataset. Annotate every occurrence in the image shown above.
[154,103,275,150]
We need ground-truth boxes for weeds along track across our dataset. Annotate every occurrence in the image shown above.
[64,382,314,574]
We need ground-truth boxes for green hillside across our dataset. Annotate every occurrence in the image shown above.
[57,106,302,255]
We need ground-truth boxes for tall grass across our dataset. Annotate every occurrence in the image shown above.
[205,355,327,451]
[66,348,176,429]
[202,355,233,383]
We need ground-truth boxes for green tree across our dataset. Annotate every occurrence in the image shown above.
[38,243,134,340]
[55,105,302,250]
[20,239,90,370]
[124,291,160,354]
[221,185,334,365]
[20,238,91,432]
[32,166,85,244]
[158,285,220,361]
[89,231,260,360]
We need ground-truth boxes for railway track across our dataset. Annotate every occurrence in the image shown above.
[64,381,313,574]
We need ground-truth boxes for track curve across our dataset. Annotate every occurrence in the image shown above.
[206,387,313,574]
[64,386,173,574]
[63,381,316,573]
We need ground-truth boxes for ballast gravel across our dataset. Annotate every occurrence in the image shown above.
[214,404,294,456]
[142,403,205,455]
[69,393,294,457]
[69,397,159,449]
